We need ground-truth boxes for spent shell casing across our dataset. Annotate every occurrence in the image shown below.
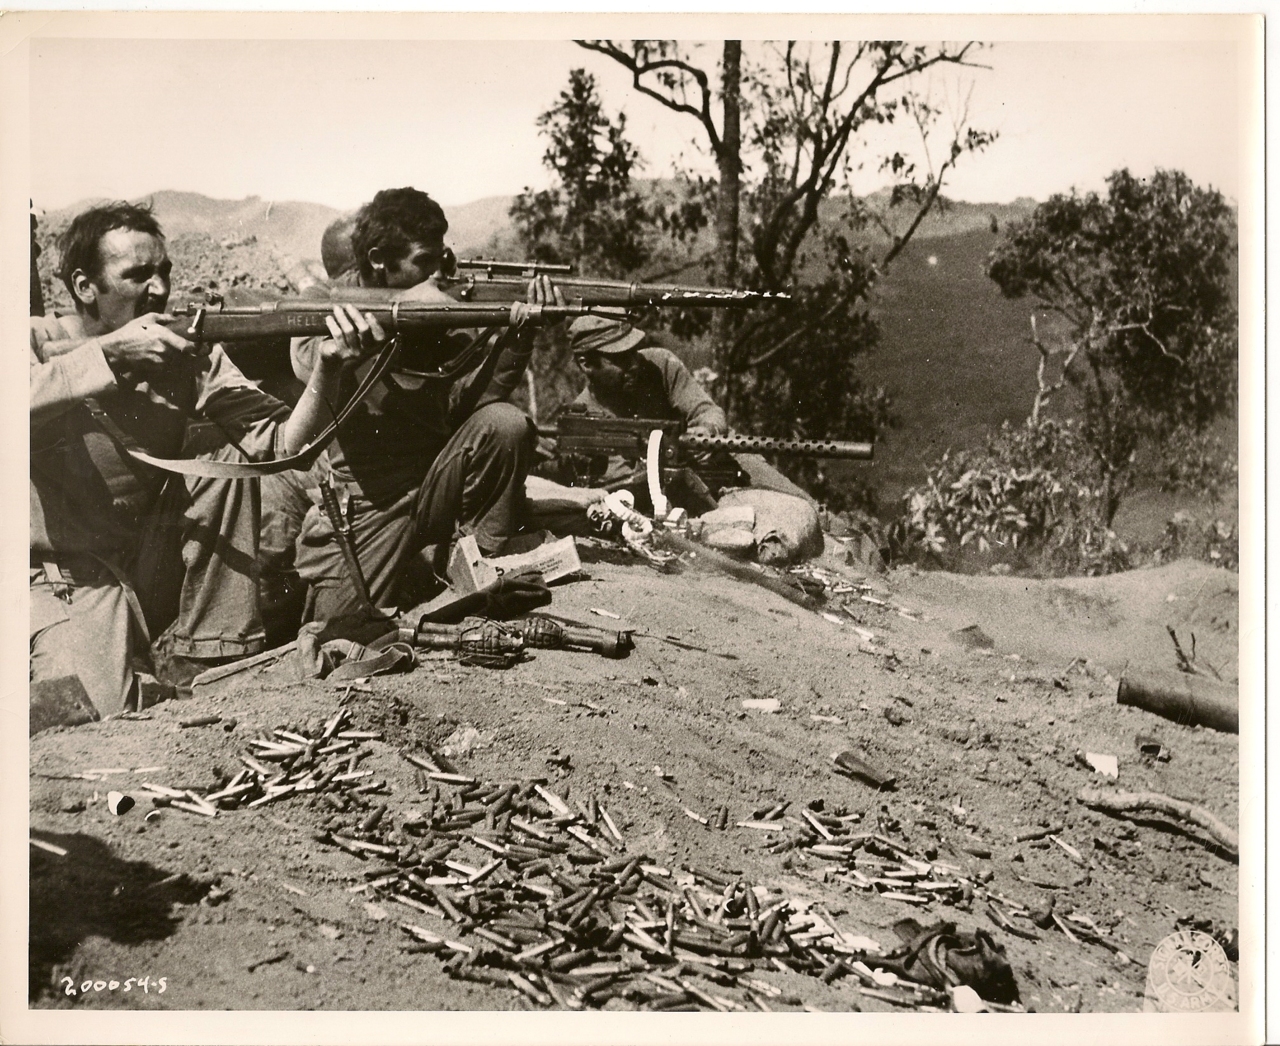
[506,973,552,1003]
[565,887,602,927]
[432,888,466,923]
[820,959,846,984]
[548,950,594,972]
[614,857,643,885]
[359,804,387,833]
[429,748,460,775]
[473,926,518,951]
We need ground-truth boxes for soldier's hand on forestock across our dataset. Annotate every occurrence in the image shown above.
[321,304,386,368]
[96,313,198,377]
[526,274,567,309]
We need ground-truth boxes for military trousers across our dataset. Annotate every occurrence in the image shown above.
[30,447,267,718]
[291,402,535,622]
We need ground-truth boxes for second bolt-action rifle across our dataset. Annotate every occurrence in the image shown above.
[439,258,789,309]
[211,258,788,312]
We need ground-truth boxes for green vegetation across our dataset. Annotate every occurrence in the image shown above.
[894,169,1238,575]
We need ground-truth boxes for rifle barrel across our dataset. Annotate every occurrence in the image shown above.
[444,274,788,308]
[679,433,873,460]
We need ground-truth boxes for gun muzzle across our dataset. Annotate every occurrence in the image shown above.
[621,283,791,307]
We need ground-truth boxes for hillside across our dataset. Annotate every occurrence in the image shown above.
[858,225,1046,508]
[28,550,1240,1015]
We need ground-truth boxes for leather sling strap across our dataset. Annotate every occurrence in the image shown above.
[81,337,403,480]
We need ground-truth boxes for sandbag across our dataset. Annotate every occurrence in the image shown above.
[718,488,823,565]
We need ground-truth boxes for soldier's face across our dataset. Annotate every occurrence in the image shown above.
[75,228,171,333]
[575,349,638,396]
[383,236,446,289]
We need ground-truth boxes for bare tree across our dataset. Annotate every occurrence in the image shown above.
[577,40,994,509]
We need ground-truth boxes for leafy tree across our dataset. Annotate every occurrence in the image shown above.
[576,41,994,508]
[510,69,708,422]
[510,68,653,278]
[986,168,1238,524]
[894,167,1237,577]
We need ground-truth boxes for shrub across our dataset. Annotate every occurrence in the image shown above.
[891,417,1131,575]
[1152,512,1239,570]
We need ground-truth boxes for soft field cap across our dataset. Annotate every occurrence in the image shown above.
[568,314,645,354]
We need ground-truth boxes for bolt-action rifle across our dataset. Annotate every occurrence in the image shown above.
[438,258,790,308]
[161,298,592,346]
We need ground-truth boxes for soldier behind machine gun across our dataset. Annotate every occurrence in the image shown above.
[536,314,751,514]
[538,312,870,518]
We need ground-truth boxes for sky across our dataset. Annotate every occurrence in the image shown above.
[27,25,1249,213]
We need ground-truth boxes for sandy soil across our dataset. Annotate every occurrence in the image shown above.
[29,545,1238,1015]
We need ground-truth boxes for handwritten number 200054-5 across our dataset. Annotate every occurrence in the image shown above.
[60,976,168,996]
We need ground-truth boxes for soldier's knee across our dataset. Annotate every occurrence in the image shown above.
[477,402,534,449]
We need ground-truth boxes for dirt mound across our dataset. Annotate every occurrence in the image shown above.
[892,560,1238,683]
[28,551,1238,1014]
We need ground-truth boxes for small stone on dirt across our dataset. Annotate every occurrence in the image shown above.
[440,726,489,757]
[951,625,995,650]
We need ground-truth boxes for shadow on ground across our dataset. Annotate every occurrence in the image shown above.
[29,830,207,1003]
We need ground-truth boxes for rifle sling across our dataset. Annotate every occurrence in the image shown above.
[82,337,402,479]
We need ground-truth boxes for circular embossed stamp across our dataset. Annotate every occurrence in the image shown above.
[1144,930,1235,1012]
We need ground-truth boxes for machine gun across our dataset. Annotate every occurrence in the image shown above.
[536,412,873,514]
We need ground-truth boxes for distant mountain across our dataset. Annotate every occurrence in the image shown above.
[38,189,521,264]
[40,192,340,264]
[38,186,1038,267]
[446,195,521,257]
[846,189,1039,241]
